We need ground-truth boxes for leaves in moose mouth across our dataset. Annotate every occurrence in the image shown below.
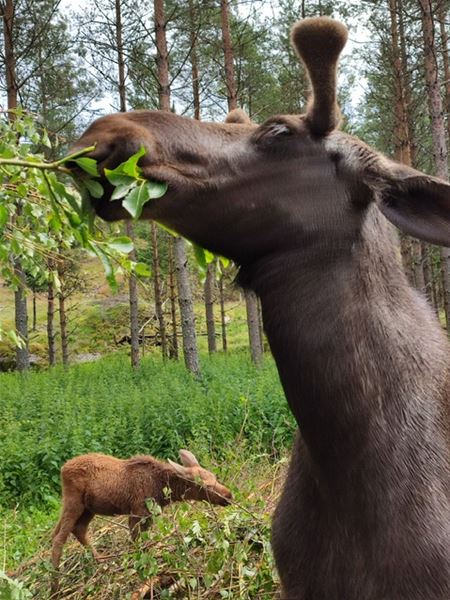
[101,145,168,218]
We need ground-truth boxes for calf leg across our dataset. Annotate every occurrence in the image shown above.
[128,512,152,542]
[51,498,85,571]
[72,510,98,559]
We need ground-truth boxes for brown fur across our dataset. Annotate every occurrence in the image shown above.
[51,450,231,573]
[70,17,450,600]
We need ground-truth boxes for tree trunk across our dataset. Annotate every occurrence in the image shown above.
[2,0,17,115]
[220,0,238,111]
[58,294,69,365]
[115,0,127,112]
[419,0,450,330]
[154,0,199,374]
[174,237,200,376]
[32,289,37,332]
[188,0,201,120]
[125,221,140,368]
[168,237,179,359]
[219,272,227,352]
[56,254,69,366]
[151,222,168,358]
[204,262,217,354]
[13,261,29,371]
[47,263,57,366]
[245,289,262,365]
[154,0,170,112]
[115,3,140,364]
[3,0,29,370]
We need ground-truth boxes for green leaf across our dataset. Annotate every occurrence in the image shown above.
[121,145,146,178]
[0,205,8,230]
[104,171,135,187]
[134,262,151,277]
[42,130,51,148]
[73,157,99,177]
[147,180,168,199]
[122,181,151,219]
[111,181,136,200]
[108,236,134,254]
[104,146,146,184]
[84,179,104,199]
[193,244,208,271]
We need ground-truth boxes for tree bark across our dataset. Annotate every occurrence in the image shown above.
[220,0,238,111]
[47,261,57,366]
[151,222,168,358]
[32,289,37,332]
[245,289,262,365]
[174,236,200,376]
[115,0,127,112]
[188,0,201,120]
[58,294,69,365]
[219,272,227,352]
[57,255,69,366]
[419,0,450,330]
[204,262,217,354]
[2,0,17,115]
[154,0,170,112]
[3,0,29,370]
[126,221,140,368]
[168,237,179,359]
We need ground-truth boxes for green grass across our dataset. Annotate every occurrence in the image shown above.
[0,353,292,597]
[0,353,293,508]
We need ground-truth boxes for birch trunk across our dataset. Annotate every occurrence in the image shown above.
[219,273,227,352]
[3,0,29,370]
[47,262,57,366]
[151,222,168,358]
[168,237,179,359]
[126,221,140,368]
[174,237,200,376]
[204,263,217,354]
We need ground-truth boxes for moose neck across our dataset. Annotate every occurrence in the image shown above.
[242,208,449,481]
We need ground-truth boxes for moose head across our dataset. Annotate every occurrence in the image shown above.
[72,16,450,600]
[72,17,450,267]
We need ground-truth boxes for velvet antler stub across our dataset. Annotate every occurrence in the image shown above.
[291,17,348,136]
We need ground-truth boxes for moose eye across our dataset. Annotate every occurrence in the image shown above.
[252,121,294,149]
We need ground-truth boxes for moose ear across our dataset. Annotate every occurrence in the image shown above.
[168,459,187,475]
[179,449,200,467]
[375,164,450,247]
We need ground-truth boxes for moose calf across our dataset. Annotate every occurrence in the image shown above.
[51,449,232,571]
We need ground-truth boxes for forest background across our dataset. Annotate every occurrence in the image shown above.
[1,0,450,598]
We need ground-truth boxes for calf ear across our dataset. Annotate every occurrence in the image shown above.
[168,459,187,476]
[179,449,200,467]
[376,164,450,247]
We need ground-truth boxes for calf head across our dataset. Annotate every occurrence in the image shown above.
[168,449,232,506]
[72,17,450,269]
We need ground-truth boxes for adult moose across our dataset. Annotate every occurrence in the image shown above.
[71,17,450,600]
